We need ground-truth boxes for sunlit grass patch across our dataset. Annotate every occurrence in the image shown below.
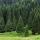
[0,35,40,40]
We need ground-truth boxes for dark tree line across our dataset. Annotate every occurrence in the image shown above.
[0,0,40,35]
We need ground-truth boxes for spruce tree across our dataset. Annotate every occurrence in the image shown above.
[16,16,24,33]
[5,7,12,32]
[0,7,5,33]
[12,16,17,31]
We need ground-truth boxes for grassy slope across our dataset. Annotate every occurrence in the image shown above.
[0,32,40,40]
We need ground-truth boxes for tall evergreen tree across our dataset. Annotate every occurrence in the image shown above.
[12,16,17,31]
[16,16,24,33]
[5,7,12,32]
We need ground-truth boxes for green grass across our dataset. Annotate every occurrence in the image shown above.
[0,32,18,37]
[0,32,40,40]
[0,31,25,37]
[0,35,40,40]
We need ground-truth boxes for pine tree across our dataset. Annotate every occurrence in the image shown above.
[0,7,5,33]
[10,7,17,31]
[5,7,12,32]
[12,16,17,31]
[16,16,24,33]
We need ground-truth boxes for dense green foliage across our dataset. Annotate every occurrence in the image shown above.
[0,0,40,36]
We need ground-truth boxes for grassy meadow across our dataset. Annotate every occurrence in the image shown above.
[0,35,40,40]
[0,32,40,40]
